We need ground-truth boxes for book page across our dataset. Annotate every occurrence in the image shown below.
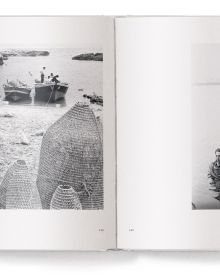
[116,17,220,250]
[0,16,116,250]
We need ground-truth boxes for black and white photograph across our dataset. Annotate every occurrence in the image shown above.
[192,43,220,209]
[0,47,103,210]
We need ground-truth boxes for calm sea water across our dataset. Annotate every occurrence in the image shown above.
[0,48,103,107]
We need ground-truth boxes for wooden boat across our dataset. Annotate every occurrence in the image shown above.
[3,84,31,102]
[34,82,68,103]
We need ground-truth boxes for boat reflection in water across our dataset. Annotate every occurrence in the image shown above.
[34,82,69,103]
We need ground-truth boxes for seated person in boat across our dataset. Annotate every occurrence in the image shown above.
[208,148,220,186]
[51,75,60,84]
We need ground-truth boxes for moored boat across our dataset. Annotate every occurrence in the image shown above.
[34,82,68,103]
[3,81,31,102]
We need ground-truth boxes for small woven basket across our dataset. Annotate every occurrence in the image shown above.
[0,160,42,209]
[50,185,82,210]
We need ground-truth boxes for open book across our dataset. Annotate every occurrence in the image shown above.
[0,16,219,250]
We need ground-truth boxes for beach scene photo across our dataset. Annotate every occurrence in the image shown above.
[192,44,220,209]
[0,48,103,210]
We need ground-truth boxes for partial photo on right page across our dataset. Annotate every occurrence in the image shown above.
[116,17,220,250]
[192,43,220,209]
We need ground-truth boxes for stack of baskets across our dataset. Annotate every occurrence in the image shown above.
[0,102,103,210]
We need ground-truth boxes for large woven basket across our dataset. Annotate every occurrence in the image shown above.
[50,185,82,209]
[37,102,103,209]
[0,160,42,209]
[96,116,103,142]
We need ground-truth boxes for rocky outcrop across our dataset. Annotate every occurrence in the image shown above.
[0,50,50,57]
[72,53,103,61]
[83,94,103,106]
[2,54,8,60]
[0,54,3,65]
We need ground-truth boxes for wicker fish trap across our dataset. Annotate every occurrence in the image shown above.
[0,160,42,209]
[96,116,103,142]
[50,185,82,209]
[37,102,103,209]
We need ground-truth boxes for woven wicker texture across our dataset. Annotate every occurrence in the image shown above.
[37,102,103,209]
[50,185,82,209]
[96,116,103,142]
[0,165,9,208]
[0,160,42,209]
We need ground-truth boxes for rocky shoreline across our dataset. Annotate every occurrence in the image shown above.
[72,52,103,61]
[0,55,3,65]
[0,50,50,58]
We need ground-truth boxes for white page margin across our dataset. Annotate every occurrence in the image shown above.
[116,17,220,250]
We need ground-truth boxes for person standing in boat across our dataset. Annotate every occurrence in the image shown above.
[40,67,46,83]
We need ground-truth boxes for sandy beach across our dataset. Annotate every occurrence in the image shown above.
[0,104,66,185]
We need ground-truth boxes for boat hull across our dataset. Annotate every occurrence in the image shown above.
[34,83,68,103]
[4,87,31,101]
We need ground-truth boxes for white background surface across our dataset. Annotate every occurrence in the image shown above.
[116,17,220,250]
[116,17,193,250]
[2,0,220,280]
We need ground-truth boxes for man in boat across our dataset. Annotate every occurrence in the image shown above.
[51,74,60,84]
[208,148,220,188]
[40,67,46,83]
